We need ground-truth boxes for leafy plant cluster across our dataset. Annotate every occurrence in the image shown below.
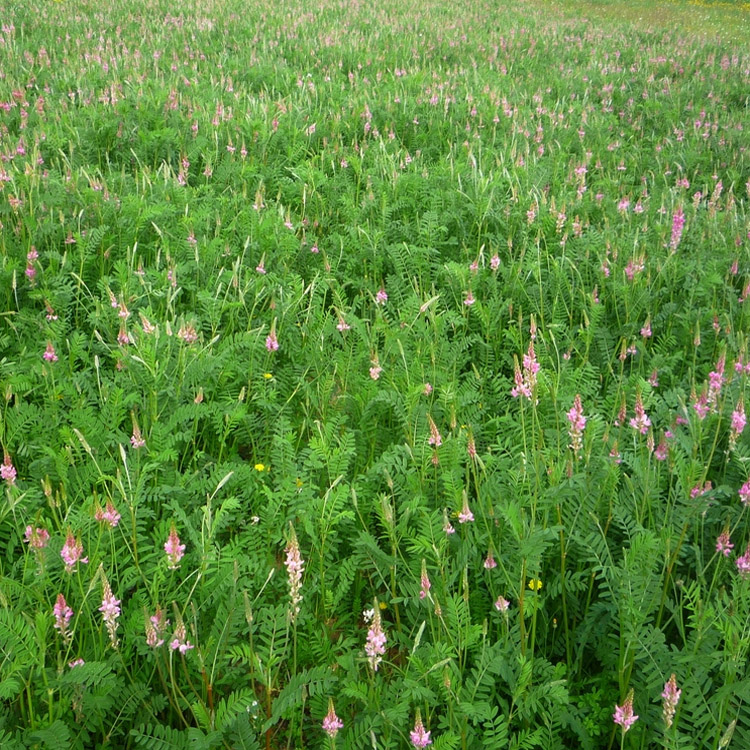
[0,0,749,748]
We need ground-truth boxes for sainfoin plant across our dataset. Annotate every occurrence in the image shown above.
[0,0,749,747]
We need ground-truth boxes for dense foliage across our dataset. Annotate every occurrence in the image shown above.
[0,0,749,748]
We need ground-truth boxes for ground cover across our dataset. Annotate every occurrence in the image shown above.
[0,0,749,747]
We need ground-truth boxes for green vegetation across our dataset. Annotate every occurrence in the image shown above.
[0,0,749,747]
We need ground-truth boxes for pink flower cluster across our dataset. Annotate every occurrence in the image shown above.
[566,394,586,459]
[164,525,185,569]
[365,604,387,672]
[511,342,540,401]
[284,527,305,621]
[613,690,638,733]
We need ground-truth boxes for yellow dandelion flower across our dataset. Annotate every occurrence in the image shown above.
[263,372,273,379]
[254,463,265,472]
[528,578,543,591]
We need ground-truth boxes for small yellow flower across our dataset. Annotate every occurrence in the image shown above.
[528,578,543,591]
[295,477,303,488]
[254,463,265,472]
[263,372,273,379]
[378,601,388,610]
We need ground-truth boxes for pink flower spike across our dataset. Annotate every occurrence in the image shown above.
[716,529,733,557]
[322,699,344,738]
[458,492,474,524]
[613,690,638,733]
[494,596,510,612]
[284,524,305,621]
[99,571,121,648]
[1,454,17,485]
[661,675,681,729]
[169,613,194,654]
[95,500,121,528]
[736,543,750,577]
[419,559,431,600]
[25,525,50,549]
[43,341,58,362]
[739,480,750,506]
[164,524,186,569]
[375,287,388,305]
[60,531,88,572]
[365,601,387,672]
[53,593,73,640]
[410,712,432,748]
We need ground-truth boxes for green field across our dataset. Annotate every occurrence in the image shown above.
[0,0,749,748]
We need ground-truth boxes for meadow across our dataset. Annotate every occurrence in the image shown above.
[0,0,749,747]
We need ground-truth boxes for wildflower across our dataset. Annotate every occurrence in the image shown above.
[739,480,750,505]
[613,689,638,733]
[69,658,85,669]
[467,431,477,461]
[169,611,194,653]
[131,415,146,449]
[365,599,387,672]
[629,391,651,435]
[427,415,442,447]
[730,400,746,447]
[1,454,17,485]
[691,481,712,499]
[99,570,121,648]
[716,527,733,557]
[511,342,539,401]
[423,383,433,396]
[649,369,659,388]
[370,354,383,381]
[669,206,685,251]
[494,596,510,612]
[164,524,186,569]
[410,711,432,748]
[662,675,681,729]
[25,525,50,548]
[566,394,586,459]
[490,254,500,270]
[140,313,156,334]
[61,531,88,572]
[483,551,497,569]
[266,331,279,351]
[654,434,668,461]
[733,538,750,575]
[463,290,475,306]
[442,508,455,534]
[43,341,58,362]
[375,287,388,305]
[458,492,474,524]
[419,560,431,600]
[95,500,121,528]
[609,441,622,464]
[640,318,652,338]
[624,257,645,281]
[117,325,131,346]
[284,524,304,621]
[707,354,725,408]
[145,606,169,648]
[336,316,351,331]
[528,578,543,591]
[692,389,710,420]
[254,463,265,472]
[177,323,198,344]
[53,594,73,641]
[322,698,344,739]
